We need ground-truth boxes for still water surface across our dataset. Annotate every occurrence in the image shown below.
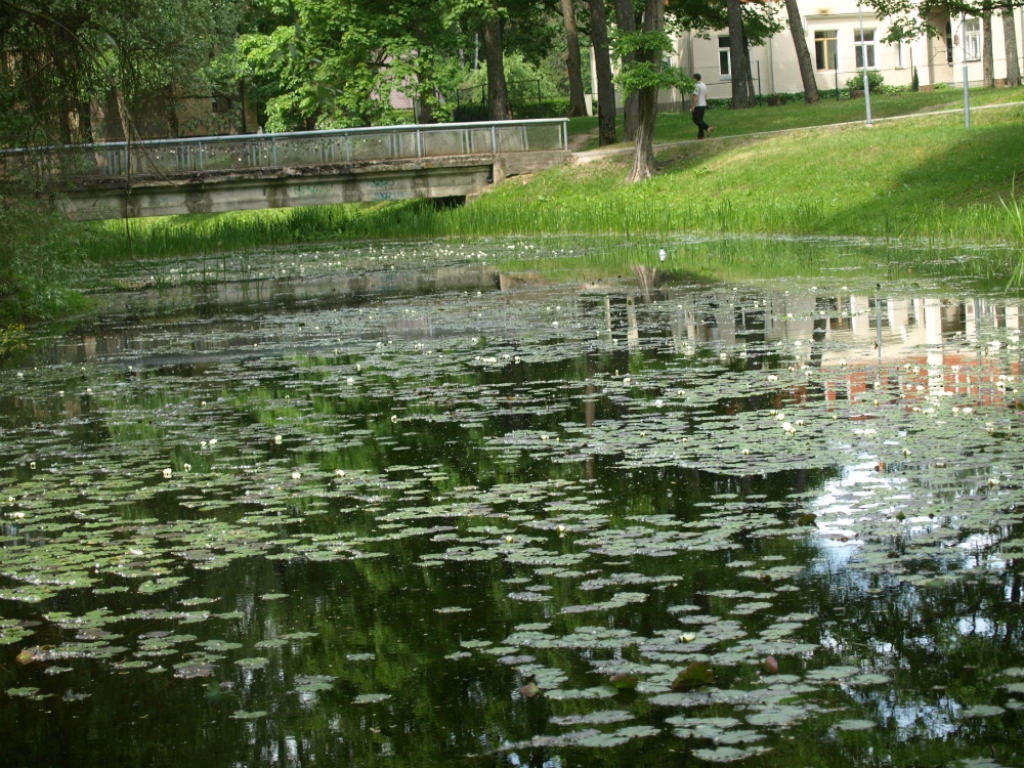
[1,240,1023,767]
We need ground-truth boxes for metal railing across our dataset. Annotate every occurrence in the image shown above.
[1,119,570,180]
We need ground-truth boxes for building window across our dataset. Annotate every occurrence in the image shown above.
[946,22,953,65]
[964,18,981,61]
[212,94,232,113]
[815,30,838,71]
[854,29,875,68]
[719,36,731,80]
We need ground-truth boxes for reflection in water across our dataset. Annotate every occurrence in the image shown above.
[1,253,1023,768]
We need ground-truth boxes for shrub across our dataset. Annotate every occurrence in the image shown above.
[845,70,885,92]
[912,67,920,92]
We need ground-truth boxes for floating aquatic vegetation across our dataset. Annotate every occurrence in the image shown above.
[2,243,1024,767]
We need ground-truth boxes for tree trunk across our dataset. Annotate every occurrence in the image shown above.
[983,12,994,87]
[560,0,589,117]
[482,16,511,120]
[614,0,639,142]
[784,0,819,102]
[743,32,756,103]
[588,0,617,145]
[1003,4,1021,87]
[627,0,662,183]
[727,0,750,108]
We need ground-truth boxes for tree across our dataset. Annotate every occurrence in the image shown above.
[867,0,1024,44]
[783,0,819,102]
[0,0,242,144]
[1003,3,1021,86]
[615,0,690,181]
[238,0,475,130]
[983,11,994,86]
[613,0,640,142]
[559,0,589,116]
[726,0,752,108]
[481,13,513,118]
[588,0,617,144]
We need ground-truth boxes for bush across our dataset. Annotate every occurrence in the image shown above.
[934,81,952,91]
[912,67,920,92]
[845,70,885,92]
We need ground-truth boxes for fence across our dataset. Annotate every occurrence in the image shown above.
[0,119,570,181]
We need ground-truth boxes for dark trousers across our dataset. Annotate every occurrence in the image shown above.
[692,106,709,138]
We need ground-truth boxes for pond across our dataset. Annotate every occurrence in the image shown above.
[1,238,1023,767]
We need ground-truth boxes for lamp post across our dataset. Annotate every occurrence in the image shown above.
[961,12,971,129]
[858,0,873,126]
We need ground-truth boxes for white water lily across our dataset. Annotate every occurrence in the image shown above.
[782,422,796,433]
[291,471,301,480]
[183,463,191,472]
[334,469,345,477]
[162,468,173,478]
[274,435,282,444]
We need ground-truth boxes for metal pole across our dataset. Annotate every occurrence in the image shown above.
[835,67,839,101]
[858,1,873,125]
[491,125,497,152]
[757,61,762,104]
[961,12,971,129]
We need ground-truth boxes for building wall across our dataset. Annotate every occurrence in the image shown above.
[673,2,1024,100]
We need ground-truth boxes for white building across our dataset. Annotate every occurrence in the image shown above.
[665,2,1024,104]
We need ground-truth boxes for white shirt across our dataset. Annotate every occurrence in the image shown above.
[693,81,707,107]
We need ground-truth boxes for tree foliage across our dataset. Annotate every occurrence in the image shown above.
[865,0,1024,43]
[0,0,241,145]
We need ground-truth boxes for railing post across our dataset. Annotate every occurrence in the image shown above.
[416,129,423,158]
[272,137,277,166]
[490,125,497,153]
[345,134,351,162]
[562,121,568,151]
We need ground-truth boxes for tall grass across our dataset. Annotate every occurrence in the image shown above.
[0,196,94,321]
[1003,177,1024,287]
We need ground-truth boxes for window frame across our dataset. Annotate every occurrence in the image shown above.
[814,30,839,71]
[854,28,876,69]
[718,35,732,81]
[963,18,981,61]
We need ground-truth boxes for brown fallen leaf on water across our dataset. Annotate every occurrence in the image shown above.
[16,649,36,665]
[520,681,540,698]
[762,655,779,675]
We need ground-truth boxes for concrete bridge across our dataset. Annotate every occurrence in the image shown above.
[2,119,570,221]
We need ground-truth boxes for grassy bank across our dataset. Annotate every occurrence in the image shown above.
[572,85,1024,149]
[81,100,1024,265]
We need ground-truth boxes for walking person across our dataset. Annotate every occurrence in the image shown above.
[690,74,712,140]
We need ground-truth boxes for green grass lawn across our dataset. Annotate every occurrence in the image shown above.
[570,85,1024,149]
[82,91,1024,263]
